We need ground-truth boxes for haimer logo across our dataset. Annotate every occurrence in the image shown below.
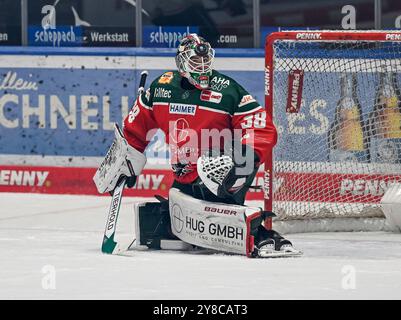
[169,103,197,115]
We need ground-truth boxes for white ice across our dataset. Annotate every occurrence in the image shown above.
[1,192,401,300]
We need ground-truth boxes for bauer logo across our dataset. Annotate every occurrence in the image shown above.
[204,206,238,216]
[143,26,199,48]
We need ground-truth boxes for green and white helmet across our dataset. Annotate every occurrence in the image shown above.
[175,33,215,90]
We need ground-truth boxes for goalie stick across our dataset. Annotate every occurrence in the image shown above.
[101,70,148,255]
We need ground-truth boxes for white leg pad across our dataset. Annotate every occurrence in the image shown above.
[168,188,262,257]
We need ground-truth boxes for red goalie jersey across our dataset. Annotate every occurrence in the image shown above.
[123,70,277,184]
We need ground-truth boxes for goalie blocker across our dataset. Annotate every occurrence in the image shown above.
[134,188,272,257]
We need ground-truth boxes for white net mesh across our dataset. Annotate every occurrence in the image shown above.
[270,36,401,223]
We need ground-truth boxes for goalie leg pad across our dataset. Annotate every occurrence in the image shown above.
[168,188,263,257]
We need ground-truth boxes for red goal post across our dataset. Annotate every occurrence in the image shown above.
[263,30,401,232]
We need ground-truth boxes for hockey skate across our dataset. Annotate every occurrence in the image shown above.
[254,227,302,258]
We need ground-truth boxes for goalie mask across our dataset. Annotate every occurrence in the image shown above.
[175,34,215,90]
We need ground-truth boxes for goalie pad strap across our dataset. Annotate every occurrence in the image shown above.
[168,188,262,257]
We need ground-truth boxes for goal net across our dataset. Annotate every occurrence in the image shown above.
[264,31,401,233]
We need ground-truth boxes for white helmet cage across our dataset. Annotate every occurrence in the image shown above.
[175,33,215,89]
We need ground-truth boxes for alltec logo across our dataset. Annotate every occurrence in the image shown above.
[0,170,49,186]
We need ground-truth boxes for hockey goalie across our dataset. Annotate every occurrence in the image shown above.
[93,34,300,258]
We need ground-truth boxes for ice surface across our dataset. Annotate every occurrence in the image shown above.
[1,193,401,300]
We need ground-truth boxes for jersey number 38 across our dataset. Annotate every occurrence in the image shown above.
[128,103,140,123]
[241,111,266,129]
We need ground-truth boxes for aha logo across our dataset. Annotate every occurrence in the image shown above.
[210,76,230,91]
[170,118,190,144]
